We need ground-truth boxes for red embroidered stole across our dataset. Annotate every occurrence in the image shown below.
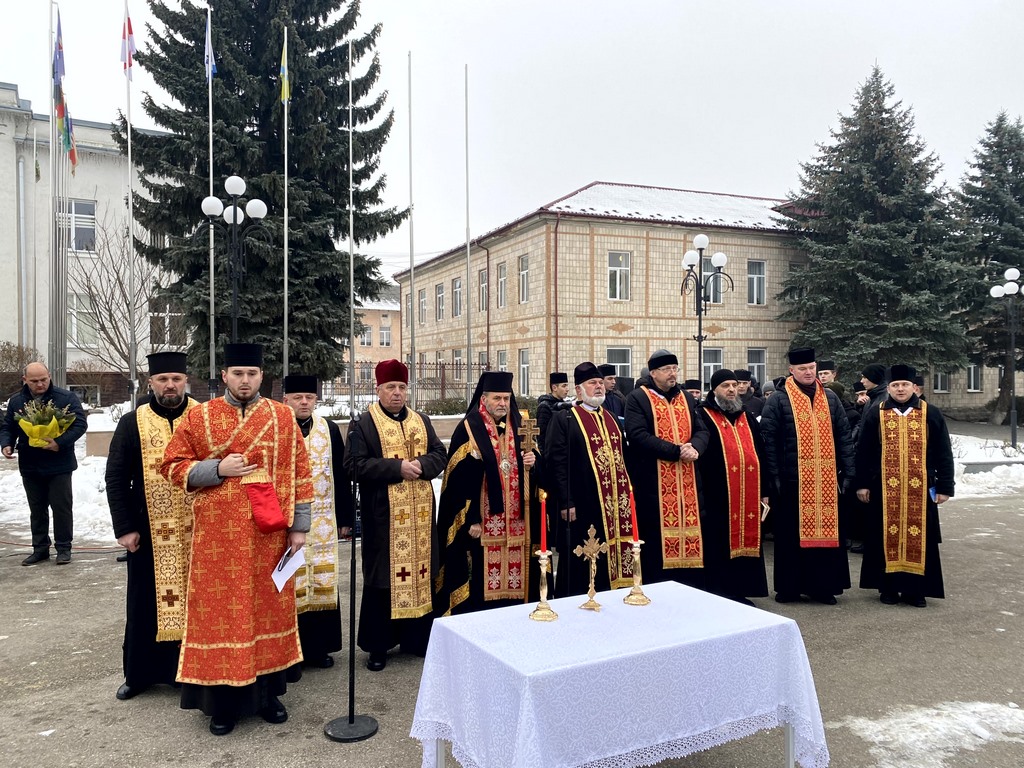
[784,378,839,548]
[477,404,527,601]
[880,402,929,575]
[571,405,633,587]
[703,407,761,558]
[642,387,702,568]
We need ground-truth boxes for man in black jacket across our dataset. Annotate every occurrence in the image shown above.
[535,371,570,451]
[1,362,87,565]
[759,348,854,605]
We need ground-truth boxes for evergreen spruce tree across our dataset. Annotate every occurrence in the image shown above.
[955,112,1024,423]
[116,0,403,381]
[778,66,968,378]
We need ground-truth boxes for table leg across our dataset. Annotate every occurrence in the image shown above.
[783,723,794,768]
[435,738,446,767]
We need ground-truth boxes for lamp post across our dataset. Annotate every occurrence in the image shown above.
[989,267,1021,448]
[681,233,733,392]
[195,176,272,396]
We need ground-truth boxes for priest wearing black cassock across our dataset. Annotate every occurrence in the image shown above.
[546,362,633,598]
[697,369,769,605]
[759,347,854,605]
[624,349,709,589]
[855,365,954,608]
[282,374,353,668]
[346,360,446,671]
[107,351,197,701]
[436,370,542,615]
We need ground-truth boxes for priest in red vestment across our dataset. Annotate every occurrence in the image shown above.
[161,343,313,736]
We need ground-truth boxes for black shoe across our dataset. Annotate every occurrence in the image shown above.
[116,682,147,700]
[22,551,50,566]
[729,596,756,607]
[259,696,288,724]
[209,717,235,736]
[811,594,838,605]
[56,551,71,565]
[314,654,334,668]
[879,591,900,605]
[774,593,802,604]
[116,552,129,562]
[902,594,927,608]
[366,652,387,671]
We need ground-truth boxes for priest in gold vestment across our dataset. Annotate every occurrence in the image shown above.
[161,343,313,736]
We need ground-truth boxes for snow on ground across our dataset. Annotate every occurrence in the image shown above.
[0,421,1021,546]
[832,701,1024,768]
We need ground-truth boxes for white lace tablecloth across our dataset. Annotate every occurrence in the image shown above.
[411,581,828,768]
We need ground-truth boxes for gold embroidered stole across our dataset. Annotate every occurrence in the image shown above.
[642,387,703,568]
[880,402,929,575]
[571,405,633,586]
[138,401,198,642]
[784,378,840,548]
[367,403,434,619]
[703,407,761,558]
[477,406,527,602]
[295,416,339,613]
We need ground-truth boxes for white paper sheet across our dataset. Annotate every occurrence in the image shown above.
[271,546,305,592]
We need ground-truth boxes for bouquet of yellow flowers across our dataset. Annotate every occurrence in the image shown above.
[17,400,78,448]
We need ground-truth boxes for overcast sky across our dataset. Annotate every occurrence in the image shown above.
[6,1,1024,283]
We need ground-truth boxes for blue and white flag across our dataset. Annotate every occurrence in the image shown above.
[204,8,216,82]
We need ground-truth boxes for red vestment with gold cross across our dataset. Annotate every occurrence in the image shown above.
[161,396,313,687]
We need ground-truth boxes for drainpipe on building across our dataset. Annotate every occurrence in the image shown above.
[553,213,561,370]
[17,155,28,348]
[482,244,491,371]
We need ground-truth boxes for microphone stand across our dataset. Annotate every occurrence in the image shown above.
[325,411,378,742]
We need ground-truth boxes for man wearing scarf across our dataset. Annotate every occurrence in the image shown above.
[346,359,446,671]
[624,349,709,589]
[107,351,197,701]
[697,369,770,605]
[436,370,539,614]
[546,362,633,597]
[161,343,312,736]
[759,347,855,605]
[282,374,353,669]
[855,365,954,608]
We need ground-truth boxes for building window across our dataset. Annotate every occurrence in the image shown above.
[518,348,530,395]
[497,263,507,308]
[702,348,723,386]
[967,364,982,392]
[149,298,187,348]
[747,260,766,305]
[933,372,950,393]
[478,269,488,312]
[67,293,98,347]
[747,348,767,385]
[497,350,508,371]
[418,352,427,379]
[606,347,632,377]
[435,284,445,320]
[359,326,372,346]
[418,289,426,325]
[358,363,373,384]
[518,254,529,303]
[608,251,630,301]
[453,349,463,381]
[703,258,723,304]
[452,277,463,317]
[61,199,97,253]
[479,351,487,368]
[405,293,411,328]
[379,326,391,347]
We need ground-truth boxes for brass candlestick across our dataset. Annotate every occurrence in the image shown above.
[623,539,651,606]
[574,525,608,611]
[529,549,558,622]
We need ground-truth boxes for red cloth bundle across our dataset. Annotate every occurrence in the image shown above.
[244,483,288,533]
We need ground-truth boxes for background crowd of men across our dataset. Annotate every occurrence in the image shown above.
[0,340,954,737]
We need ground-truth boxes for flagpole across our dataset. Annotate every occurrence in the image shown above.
[282,26,290,376]
[464,63,471,403]
[407,50,416,408]
[207,6,216,398]
[124,0,138,407]
[48,2,56,375]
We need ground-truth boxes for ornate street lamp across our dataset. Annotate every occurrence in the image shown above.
[990,267,1021,448]
[681,233,733,392]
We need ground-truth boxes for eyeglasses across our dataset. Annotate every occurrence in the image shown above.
[656,365,679,373]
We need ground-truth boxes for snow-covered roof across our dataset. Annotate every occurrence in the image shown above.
[543,181,787,231]
[357,299,399,312]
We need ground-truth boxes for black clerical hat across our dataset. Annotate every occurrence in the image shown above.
[574,362,603,386]
[223,343,263,368]
[888,364,916,384]
[734,369,752,381]
[787,347,815,365]
[818,359,837,371]
[147,351,188,376]
[598,364,616,377]
[479,371,513,392]
[682,379,701,391]
[710,369,737,390]
[549,371,568,386]
[283,374,318,394]
[648,349,678,370]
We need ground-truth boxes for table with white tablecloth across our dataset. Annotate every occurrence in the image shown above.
[411,580,829,768]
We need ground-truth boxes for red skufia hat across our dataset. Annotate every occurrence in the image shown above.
[375,359,409,386]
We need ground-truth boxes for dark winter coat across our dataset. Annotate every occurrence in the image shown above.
[1,382,88,476]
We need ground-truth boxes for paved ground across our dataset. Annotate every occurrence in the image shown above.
[1,483,1022,767]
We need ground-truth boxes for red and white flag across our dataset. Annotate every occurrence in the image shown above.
[121,3,136,80]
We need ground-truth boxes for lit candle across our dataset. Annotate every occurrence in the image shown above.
[629,490,639,542]
[540,492,548,552]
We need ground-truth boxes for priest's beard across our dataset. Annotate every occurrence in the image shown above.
[715,394,743,414]
[155,392,185,408]
[581,393,606,408]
